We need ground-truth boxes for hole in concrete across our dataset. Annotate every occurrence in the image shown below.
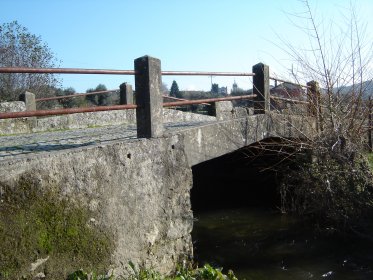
[127,153,131,159]
[171,145,175,150]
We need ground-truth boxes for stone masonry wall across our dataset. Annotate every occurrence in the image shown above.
[0,134,193,275]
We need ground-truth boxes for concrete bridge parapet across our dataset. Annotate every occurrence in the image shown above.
[0,55,318,276]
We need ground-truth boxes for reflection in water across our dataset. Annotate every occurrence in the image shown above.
[192,208,373,280]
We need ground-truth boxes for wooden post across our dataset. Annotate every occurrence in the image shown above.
[134,55,163,138]
[253,63,270,114]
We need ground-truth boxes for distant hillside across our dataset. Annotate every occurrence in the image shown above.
[337,80,373,99]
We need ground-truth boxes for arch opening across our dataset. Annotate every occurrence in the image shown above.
[190,137,307,275]
[191,137,300,212]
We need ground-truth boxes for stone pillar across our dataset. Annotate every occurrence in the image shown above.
[134,55,163,138]
[253,63,270,114]
[119,82,134,104]
[19,91,36,111]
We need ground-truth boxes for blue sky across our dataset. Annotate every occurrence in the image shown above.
[1,0,372,93]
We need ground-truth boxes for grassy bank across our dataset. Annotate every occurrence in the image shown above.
[67,263,238,280]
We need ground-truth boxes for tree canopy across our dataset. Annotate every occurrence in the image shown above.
[85,84,108,106]
[0,21,60,102]
[170,80,180,98]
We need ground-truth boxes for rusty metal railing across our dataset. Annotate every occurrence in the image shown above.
[0,67,255,77]
[270,95,310,105]
[0,67,135,75]
[0,95,257,119]
[0,104,138,119]
[163,95,256,107]
[269,76,310,89]
[0,65,313,120]
[36,89,119,102]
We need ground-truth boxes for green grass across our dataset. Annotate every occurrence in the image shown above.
[67,263,238,280]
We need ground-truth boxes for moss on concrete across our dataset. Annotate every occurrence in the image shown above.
[0,176,115,279]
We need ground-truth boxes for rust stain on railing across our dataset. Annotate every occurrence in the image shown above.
[0,104,137,119]
[269,76,310,89]
[0,67,136,75]
[163,95,256,107]
[36,89,119,102]
[0,95,257,119]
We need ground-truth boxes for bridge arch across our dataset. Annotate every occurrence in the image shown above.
[191,137,306,212]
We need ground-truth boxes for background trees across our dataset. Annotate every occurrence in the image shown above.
[55,87,77,108]
[0,21,60,102]
[85,84,108,106]
[170,80,181,98]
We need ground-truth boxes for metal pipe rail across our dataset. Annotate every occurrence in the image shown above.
[0,104,137,119]
[0,67,255,77]
[269,76,310,89]
[162,71,255,77]
[270,95,310,105]
[36,89,119,102]
[0,95,256,119]
[162,95,212,106]
[0,67,136,75]
[163,94,256,107]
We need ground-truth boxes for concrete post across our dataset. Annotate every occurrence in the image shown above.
[19,91,36,111]
[253,63,270,114]
[119,82,134,104]
[307,80,322,131]
[134,55,163,138]
[215,101,234,120]
[306,81,320,117]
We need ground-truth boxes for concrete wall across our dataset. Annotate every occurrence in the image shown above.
[0,100,314,276]
[172,113,315,167]
[0,100,216,135]
[0,135,193,275]
[0,101,26,113]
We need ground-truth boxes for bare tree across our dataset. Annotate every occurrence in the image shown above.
[276,0,373,152]
[0,21,61,102]
[254,0,373,231]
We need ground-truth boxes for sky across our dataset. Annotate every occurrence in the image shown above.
[1,0,372,93]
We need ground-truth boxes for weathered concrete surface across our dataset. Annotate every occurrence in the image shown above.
[0,110,315,275]
[170,113,315,166]
[0,135,193,275]
[135,56,164,138]
[0,106,215,135]
[0,101,26,113]
[215,101,234,121]
[19,91,36,111]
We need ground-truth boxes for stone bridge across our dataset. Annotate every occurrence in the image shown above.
[0,56,316,276]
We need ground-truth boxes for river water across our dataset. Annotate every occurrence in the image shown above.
[192,208,373,280]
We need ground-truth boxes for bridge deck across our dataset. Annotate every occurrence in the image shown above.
[0,120,216,161]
